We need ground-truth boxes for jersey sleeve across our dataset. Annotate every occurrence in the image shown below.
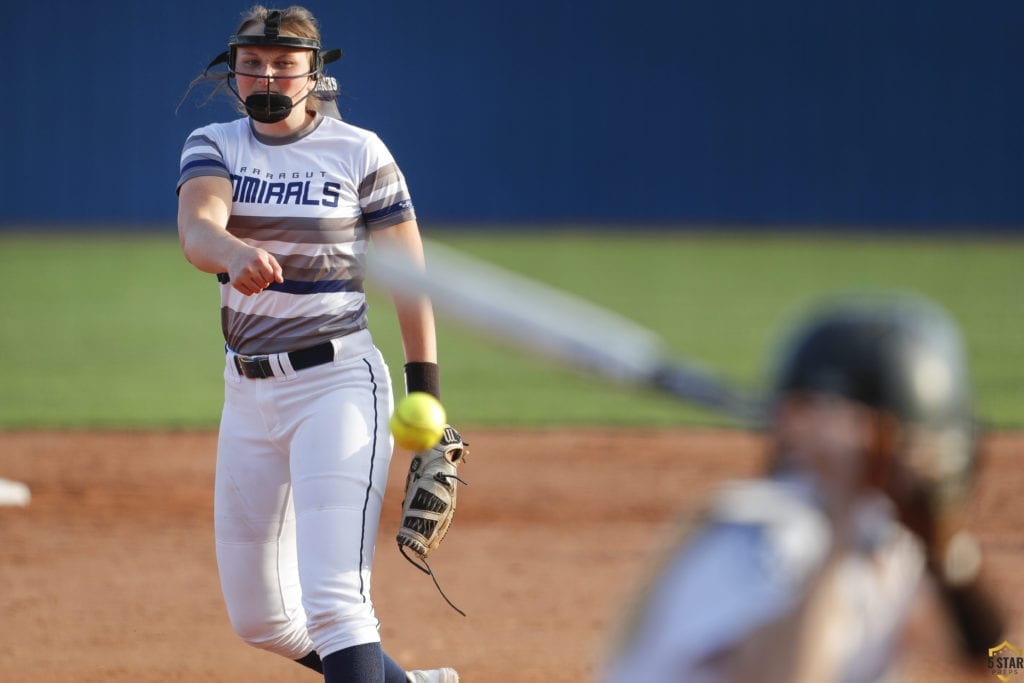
[604,524,802,683]
[177,126,231,194]
[603,479,832,683]
[357,134,416,229]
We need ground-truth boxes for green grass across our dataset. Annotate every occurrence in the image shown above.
[2,229,1021,429]
[2,233,226,427]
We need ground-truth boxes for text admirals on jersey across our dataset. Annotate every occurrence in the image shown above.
[231,174,343,207]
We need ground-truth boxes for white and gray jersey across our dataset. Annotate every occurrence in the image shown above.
[177,114,415,355]
[601,475,927,683]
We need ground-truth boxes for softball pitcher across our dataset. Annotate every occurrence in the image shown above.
[177,6,459,682]
[600,294,1005,683]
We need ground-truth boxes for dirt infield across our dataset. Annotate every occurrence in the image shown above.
[0,429,1021,682]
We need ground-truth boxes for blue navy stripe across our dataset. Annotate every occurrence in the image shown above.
[266,278,363,294]
[363,199,413,222]
[358,357,380,604]
[181,158,228,174]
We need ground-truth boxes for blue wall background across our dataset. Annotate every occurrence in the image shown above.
[3,1,1022,229]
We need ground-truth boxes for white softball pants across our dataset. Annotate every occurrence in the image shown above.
[214,329,395,660]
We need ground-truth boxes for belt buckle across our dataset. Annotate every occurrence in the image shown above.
[236,354,274,379]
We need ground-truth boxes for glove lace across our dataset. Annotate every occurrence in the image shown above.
[437,472,469,486]
[399,545,466,617]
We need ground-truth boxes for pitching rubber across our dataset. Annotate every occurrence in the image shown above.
[0,478,30,506]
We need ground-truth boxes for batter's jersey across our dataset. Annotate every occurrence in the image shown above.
[601,475,926,683]
[177,114,415,355]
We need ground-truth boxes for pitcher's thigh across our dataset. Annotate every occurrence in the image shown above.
[214,415,311,657]
[288,362,394,655]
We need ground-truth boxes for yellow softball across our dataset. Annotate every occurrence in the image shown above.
[390,392,447,451]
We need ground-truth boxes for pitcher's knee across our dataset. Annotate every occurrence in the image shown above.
[230,614,313,661]
[305,604,382,658]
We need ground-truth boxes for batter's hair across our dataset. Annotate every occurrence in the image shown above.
[178,5,332,116]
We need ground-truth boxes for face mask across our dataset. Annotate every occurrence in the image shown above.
[202,9,343,124]
[243,89,312,124]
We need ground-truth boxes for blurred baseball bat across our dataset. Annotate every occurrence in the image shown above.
[370,240,764,424]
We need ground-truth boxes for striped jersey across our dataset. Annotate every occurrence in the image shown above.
[177,113,415,355]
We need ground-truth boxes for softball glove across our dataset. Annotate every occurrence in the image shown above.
[397,425,469,614]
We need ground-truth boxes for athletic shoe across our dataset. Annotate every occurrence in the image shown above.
[407,668,460,683]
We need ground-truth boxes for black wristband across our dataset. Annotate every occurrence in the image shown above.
[404,362,440,400]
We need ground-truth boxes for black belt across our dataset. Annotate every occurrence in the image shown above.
[233,341,335,379]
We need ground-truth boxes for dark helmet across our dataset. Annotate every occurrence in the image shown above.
[771,292,977,502]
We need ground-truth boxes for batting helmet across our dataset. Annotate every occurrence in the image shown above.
[770,292,978,504]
